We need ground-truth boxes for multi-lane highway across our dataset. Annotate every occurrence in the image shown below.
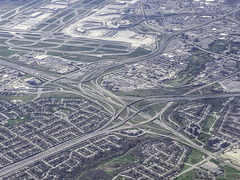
[0,1,240,178]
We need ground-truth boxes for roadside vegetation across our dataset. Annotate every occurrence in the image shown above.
[167,50,213,87]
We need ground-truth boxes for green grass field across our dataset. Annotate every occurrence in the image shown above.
[177,169,195,180]
[126,47,151,58]
[2,10,16,19]
[102,151,137,167]
[234,10,240,21]
[100,150,137,177]
[28,42,57,48]
[43,39,64,43]
[67,40,86,44]
[58,45,94,52]
[198,132,211,144]
[56,9,73,18]
[180,164,191,173]
[90,0,105,5]
[85,43,100,47]
[46,17,57,23]
[0,33,13,38]
[0,46,18,57]
[40,92,82,99]
[0,94,37,102]
[102,44,128,50]
[8,115,29,126]
[186,148,206,165]
[114,152,137,163]
[47,51,99,62]
[0,38,7,45]
[0,20,10,25]
[42,24,58,31]
[96,49,128,54]
[32,23,48,31]
[219,165,240,180]
[167,50,212,86]
[63,13,75,22]
[9,40,34,45]
[209,40,228,53]
[202,115,216,133]
[23,33,41,37]
[209,98,226,112]
[19,0,40,11]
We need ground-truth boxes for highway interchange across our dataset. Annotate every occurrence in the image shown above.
[0,0,240,178]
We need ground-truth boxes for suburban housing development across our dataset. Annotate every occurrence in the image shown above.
[0,0,239,179]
